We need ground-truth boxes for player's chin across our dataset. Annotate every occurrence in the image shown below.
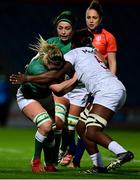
[60,37,69,41]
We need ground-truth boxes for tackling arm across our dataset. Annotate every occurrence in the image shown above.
[10,62,73,85]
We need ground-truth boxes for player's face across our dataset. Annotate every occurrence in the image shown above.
[86,9,101,31]
[57,21,73,42]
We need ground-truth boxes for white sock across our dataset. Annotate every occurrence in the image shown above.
[35,130,46,143]
[90,152,104,167]
[108,141,127,155]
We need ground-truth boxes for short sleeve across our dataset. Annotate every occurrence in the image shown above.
[106,33,117,52]
[64,49,77,66]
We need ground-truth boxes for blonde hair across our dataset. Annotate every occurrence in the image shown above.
[30,35,63,66]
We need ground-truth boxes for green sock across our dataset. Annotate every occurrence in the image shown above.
[43,131,55,165]
[43,130,61,165]
[43,139,54,165]
[34,138,43,159]
[54,130,62,165]
[60,128,68,152]
[34,131,46,160]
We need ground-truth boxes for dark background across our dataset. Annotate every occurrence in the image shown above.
[0,0,140,108]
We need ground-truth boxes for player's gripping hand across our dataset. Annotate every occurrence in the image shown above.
[10,72,27,84]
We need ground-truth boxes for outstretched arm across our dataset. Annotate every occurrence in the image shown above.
[10,62,73,85]
[10,71,59,85]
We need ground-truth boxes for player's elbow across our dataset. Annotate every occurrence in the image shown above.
[53,91,65,96]
[50,84,65,96]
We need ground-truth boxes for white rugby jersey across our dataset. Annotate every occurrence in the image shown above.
[64,47,126,95]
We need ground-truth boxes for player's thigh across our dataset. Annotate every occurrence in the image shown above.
[22,101,47,120]
[53,94,70,106]
[69,104,83,116]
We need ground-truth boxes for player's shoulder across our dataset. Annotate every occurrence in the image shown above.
[77,47,95,53]
[102,28,116,40]
[47,36,59,43]
[28,58,47,74]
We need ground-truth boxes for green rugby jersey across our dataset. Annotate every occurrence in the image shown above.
[20,57,51,99]
[47,37,71,54]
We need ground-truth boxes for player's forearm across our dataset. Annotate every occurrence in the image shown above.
[108,52,117,75]
[50,73,78,96]
[26,63,72,84]
[25,73,54,84]
[10,62,73,85]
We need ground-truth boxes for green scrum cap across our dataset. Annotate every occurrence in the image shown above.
[54,11,76,26]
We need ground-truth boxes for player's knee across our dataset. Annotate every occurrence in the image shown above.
[55,119,65,130]
[55,103,67,122]
[33,112,52,134]
[85,114,107,141]
[40,122,52,134]
[67,114,79,130]
[85,126,103,142]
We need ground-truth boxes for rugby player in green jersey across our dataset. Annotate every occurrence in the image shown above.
[11,36,77,173]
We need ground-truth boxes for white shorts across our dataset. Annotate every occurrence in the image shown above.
[16,89,35,110]
[93,89,126,112]
[16,88,54,111]
[64,87,89,107]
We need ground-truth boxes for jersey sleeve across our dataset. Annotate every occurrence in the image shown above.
[47,37,56,44]
[64,50,77,66]
[47,37,53,42]
[26,59,47,75]
[106,33,117,52]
